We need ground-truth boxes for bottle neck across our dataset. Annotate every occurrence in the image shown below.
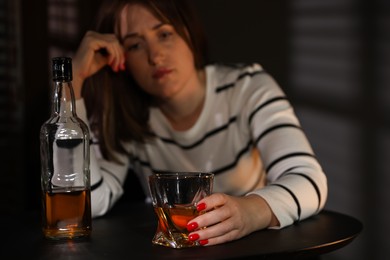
[52,80,77,117]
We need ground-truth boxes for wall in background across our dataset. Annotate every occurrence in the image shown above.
[288,1,389,259]
[193,0,290,92]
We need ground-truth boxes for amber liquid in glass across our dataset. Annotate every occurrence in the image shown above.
[153,204,200,248]
[42,188,91,240]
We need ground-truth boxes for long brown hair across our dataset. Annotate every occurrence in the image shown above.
[82,0,208,162]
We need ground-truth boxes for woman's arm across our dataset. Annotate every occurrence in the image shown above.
[186,64,327,245]
[76,98,129,217]
[245,71,327,228]
[71,31,128,217]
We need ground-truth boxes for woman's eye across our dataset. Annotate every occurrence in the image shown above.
[159,31,173,40]
[126,43,141,51]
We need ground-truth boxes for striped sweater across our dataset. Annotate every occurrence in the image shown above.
[77,63,328,228]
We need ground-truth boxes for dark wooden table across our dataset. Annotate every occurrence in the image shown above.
[0,201,362,259]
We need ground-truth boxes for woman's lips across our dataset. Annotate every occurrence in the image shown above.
[152,68,173,79]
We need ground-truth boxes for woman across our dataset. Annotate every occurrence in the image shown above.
[72,0,327,246]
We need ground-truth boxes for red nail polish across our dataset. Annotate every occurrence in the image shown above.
[196,203,206,212]
[199,239,209,246]
[188,233,200,241]
[186,222,198,232]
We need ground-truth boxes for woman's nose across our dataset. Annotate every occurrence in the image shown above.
[148,43,164,66]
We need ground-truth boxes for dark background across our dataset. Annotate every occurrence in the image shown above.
[1,0,389,259]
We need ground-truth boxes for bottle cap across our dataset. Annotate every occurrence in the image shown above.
[52,57,72,81]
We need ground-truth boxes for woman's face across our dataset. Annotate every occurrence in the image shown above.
[118,4,198,101]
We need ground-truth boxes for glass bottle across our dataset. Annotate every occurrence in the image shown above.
[40,57,91,240]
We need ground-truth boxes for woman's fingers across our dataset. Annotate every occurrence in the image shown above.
[195,222,241,246]
[72,31,126,98]
[90,32,125,72]
[187,193,276,246]
[75,31,125,78]
[189,195,244,243]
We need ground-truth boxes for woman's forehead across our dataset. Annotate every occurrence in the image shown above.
[118,4,163,38]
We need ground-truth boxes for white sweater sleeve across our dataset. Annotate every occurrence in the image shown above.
[243,66,327,228]
[75,99,129,218]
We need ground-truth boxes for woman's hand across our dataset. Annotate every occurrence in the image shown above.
[72,31,126,99]
[186,193,279,246]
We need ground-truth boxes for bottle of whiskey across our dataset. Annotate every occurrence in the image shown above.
[40,57,91,240]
